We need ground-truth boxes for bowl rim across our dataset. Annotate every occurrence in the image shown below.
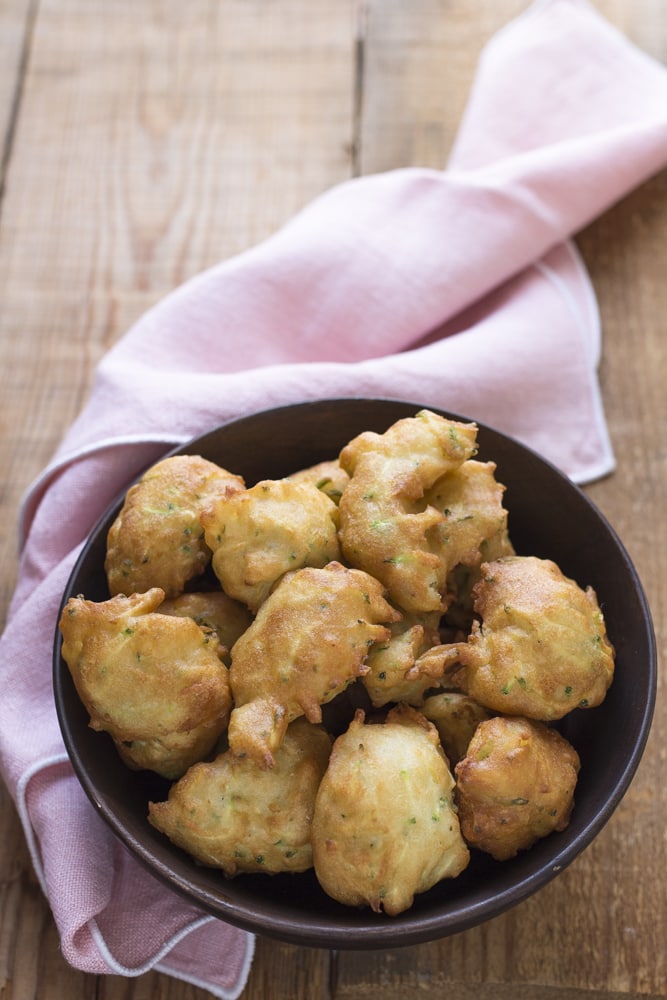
[52,396,657,948]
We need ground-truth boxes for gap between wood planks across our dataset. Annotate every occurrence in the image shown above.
[0,0,40,213]
[352,0,369,177]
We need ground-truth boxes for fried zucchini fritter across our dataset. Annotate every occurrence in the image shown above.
[158,590,253,665]
[455,715,580,860]
[444,522,516,632]
[455,555,615,719]
[338,410,478,614]
[425,459,511,581]
[288,459,350,505]
[227,562,400,767]
[421,691,493,766]
[148,718,332,875]
[201,478,341,613]
[59,588,232,779]
[362,611,442,708]
[105,454,244,598]
[311,706,469,915]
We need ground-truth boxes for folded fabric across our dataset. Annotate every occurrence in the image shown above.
[3,1,667,997]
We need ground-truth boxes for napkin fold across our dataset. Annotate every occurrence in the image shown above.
[3,1,667,996]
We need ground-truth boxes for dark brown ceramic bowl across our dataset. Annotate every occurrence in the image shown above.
[53,398,656,948]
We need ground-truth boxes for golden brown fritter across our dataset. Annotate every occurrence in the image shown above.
[421,691,493,766]
[288,459,350,505]
[158,590,253,665]
[455,715,580,860]
[456,555,614,719]
[426,459,511,582]
[201,478,341,613]
[105,455,244,598]
[311,706,470,915]
[148,718,332,876]
[227,562,400,767]
[362,612,442,708]
[338,410,478,614]
[444,523,516,632]
[59,588,232,779]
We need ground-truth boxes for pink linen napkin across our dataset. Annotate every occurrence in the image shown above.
[3,1,667,996]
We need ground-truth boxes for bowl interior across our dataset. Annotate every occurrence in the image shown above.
[53,398,656,948]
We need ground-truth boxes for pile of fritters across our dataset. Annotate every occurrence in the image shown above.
[59,409,615,914]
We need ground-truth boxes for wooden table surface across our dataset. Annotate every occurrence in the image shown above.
[1,1,665,998]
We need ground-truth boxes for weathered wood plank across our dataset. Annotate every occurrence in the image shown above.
[0,0,34,190]
[0,0,356,612]
[1,1,666,999]
[0,2,355,998]
[357,0,526,173]
[95,938,333,1000]
[335,1,667,996]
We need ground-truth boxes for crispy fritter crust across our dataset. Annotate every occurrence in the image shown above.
[59,588,232,779]
[458,555,615,719]
[362,612,442,707]
[201,478,341,613]
[425,459,510,578]
[421,691,493,766]
[407,555,615,721]
[311,705,470,915]
[227,562,400,767]
[455,715,580,860]
[158,590,253,665]
[288,459,350,505]
[148,718,332,875]
[105,455,244,598]
[338,410,478,614]
[445,523,516,632]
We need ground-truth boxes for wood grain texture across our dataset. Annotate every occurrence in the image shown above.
[0,0,34,181]
[0,0,356,609]
[358,0,528,173]
[333,3,667,998]
[0,1,666,999]
[0,3,354,999]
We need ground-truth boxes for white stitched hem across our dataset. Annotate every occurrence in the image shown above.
[155,934,257,1000]
[14,755,254,998]
[18,433,189,547]
[15,752,71,898]
[533,245,615,482]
